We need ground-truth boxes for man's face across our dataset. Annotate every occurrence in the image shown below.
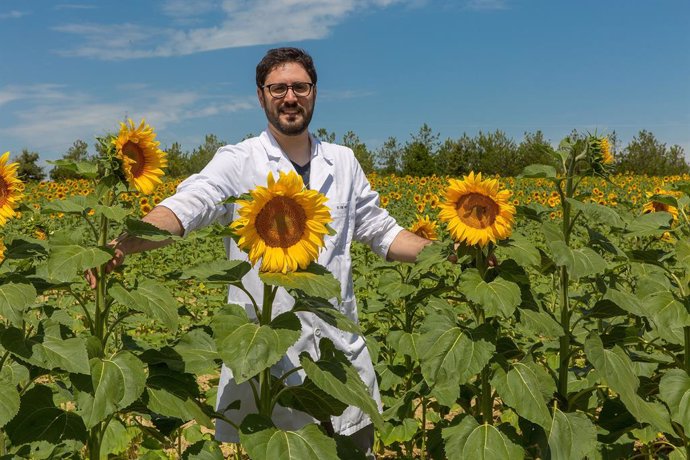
[258,62,316,136]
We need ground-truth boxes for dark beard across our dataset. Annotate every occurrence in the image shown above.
[265,102,314,136]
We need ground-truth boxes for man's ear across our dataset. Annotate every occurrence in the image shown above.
[257,87,265,109]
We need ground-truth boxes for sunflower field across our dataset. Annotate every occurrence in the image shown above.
[1,124,690,460]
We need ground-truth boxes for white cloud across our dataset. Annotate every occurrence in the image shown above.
[0,10,29,19]
[54,0,412,59]
[0,84,254,155]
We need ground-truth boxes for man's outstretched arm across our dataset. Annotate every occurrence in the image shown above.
[86,205,184,288]
[386,229,433,263]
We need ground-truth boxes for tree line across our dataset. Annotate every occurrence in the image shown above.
[10,125,689,181]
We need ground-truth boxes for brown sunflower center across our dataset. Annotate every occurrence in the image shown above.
[0,177,8,205]
[122,141,145,178]
[455,193,499,229]
[255,196,307,248]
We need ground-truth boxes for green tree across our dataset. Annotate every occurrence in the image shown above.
[402,123,439,176]
[315,128,336,144]
[516,130,557,172]
[187,134,225,174]
[50,139,92,180]
[342,131,375,174]
[435,134,480,177]
[375,136,403,175]
[616,130,689,175]
[163,142,189,178]
[14,149,45,181]
[475,130,519,176]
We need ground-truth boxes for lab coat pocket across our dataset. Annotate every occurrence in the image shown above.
[326,201,351,252]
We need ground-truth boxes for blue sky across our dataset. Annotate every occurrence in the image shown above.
[1,0,689,165]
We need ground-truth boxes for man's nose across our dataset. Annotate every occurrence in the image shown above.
[283,87,299,102]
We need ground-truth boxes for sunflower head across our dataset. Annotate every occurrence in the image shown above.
[0,151,25,226]
[230,170,332,274]
[113,119,168,194]
[0,237,5,263]
[641,190,680,223]
[588,136,614,176]
[438,171,515,247]
[409,215,438,241]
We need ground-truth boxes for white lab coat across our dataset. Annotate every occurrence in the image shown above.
[159,129,404,441]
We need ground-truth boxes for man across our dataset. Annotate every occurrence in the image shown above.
[98,47,430,456]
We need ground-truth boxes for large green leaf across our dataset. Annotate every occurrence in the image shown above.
[173,329,219,374]
[491,363,551,429]
[180,259,252,283]
[291,296,360,334]
[301,338,384,428]
[442,416,524,460]
[459,270,521,318]
[584,333,673,433]
[566,198,624,228]
[0,384,20,428]
[548,242,607,280]
[41,195,96,214]
[124,217,177,241]
[659,369,690,435]
[387,330,420,360]
[547,408,597,460]
[78,352,146,428]
[183,440,226,460]
[0,283,37,327]
[41,244,113,283]
[277,377,348,421]
[260,263,341,301]
[500,233,541,267]
[93,204,131,221]
[219,311,301,384]
[146,388,213,428]
[379,418,418,445]
[240,415,338,460]
[676,238,690,270]
[40,337,91,375]
[642,291,690,332]
[110,281,179,332]
[5,385,87,445]
[604,288,646,317]
[209,304,251,342]
[419,313,495,391]
[625,212,673,237]
[520,164,557,179]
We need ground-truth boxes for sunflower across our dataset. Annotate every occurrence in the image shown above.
[0,237,5,263]
[438,172,515,247]
[589,136,614,175]
[231,170,332,274]
[641,190,680,223]
[409,215,438,241]
[0,152,24,226]
[113,119,167,194]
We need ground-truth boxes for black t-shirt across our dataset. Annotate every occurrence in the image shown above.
[291,160,311,189]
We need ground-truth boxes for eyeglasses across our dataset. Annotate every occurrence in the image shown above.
[262,82,314,98]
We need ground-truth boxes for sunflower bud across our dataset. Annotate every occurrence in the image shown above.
[588,136,614,176]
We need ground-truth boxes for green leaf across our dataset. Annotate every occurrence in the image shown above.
[548,242,607,280]
[566,198,624,228]
[78,352,146,428]
[500,233,541,267]
[419,313,495,391]
[379,418,418,445]
[183,440,226,460]
[5,385,87,445]
[173,329,219,374]
[180,259,252,283]
[40,337,90,375]
[605,289,646,317]
[584,333,673,433]
[459,270,521,318]
[491,363,552,429]
[219,312,301,384]
[442,416,524,460]
[93,204,131,221]
[209,304,251,342]
[260,263,341,301]
[41,244,113,283]
[47,159,99,178]
[518,309,563,338]
[277,377,348,421]
[547,408,597,460]
[626,212,673,237]
[291,297,361,335]
[659,369,690,435]
[520,164,557,179]
[0,384,20,428]
[387,330,420,360]
[240,415,339,460]
[110,281,179,333]
[101,419,138,457]
[676,238,690,270]
[146,388,213,428]
[41,195,96,214]
[301,338,384,428]
[0,283,37,327]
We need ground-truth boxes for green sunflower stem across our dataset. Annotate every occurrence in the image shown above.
[684,326,690,375]
[259,284,278,417]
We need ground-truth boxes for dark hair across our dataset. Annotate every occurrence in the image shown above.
[255,47,317,88]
